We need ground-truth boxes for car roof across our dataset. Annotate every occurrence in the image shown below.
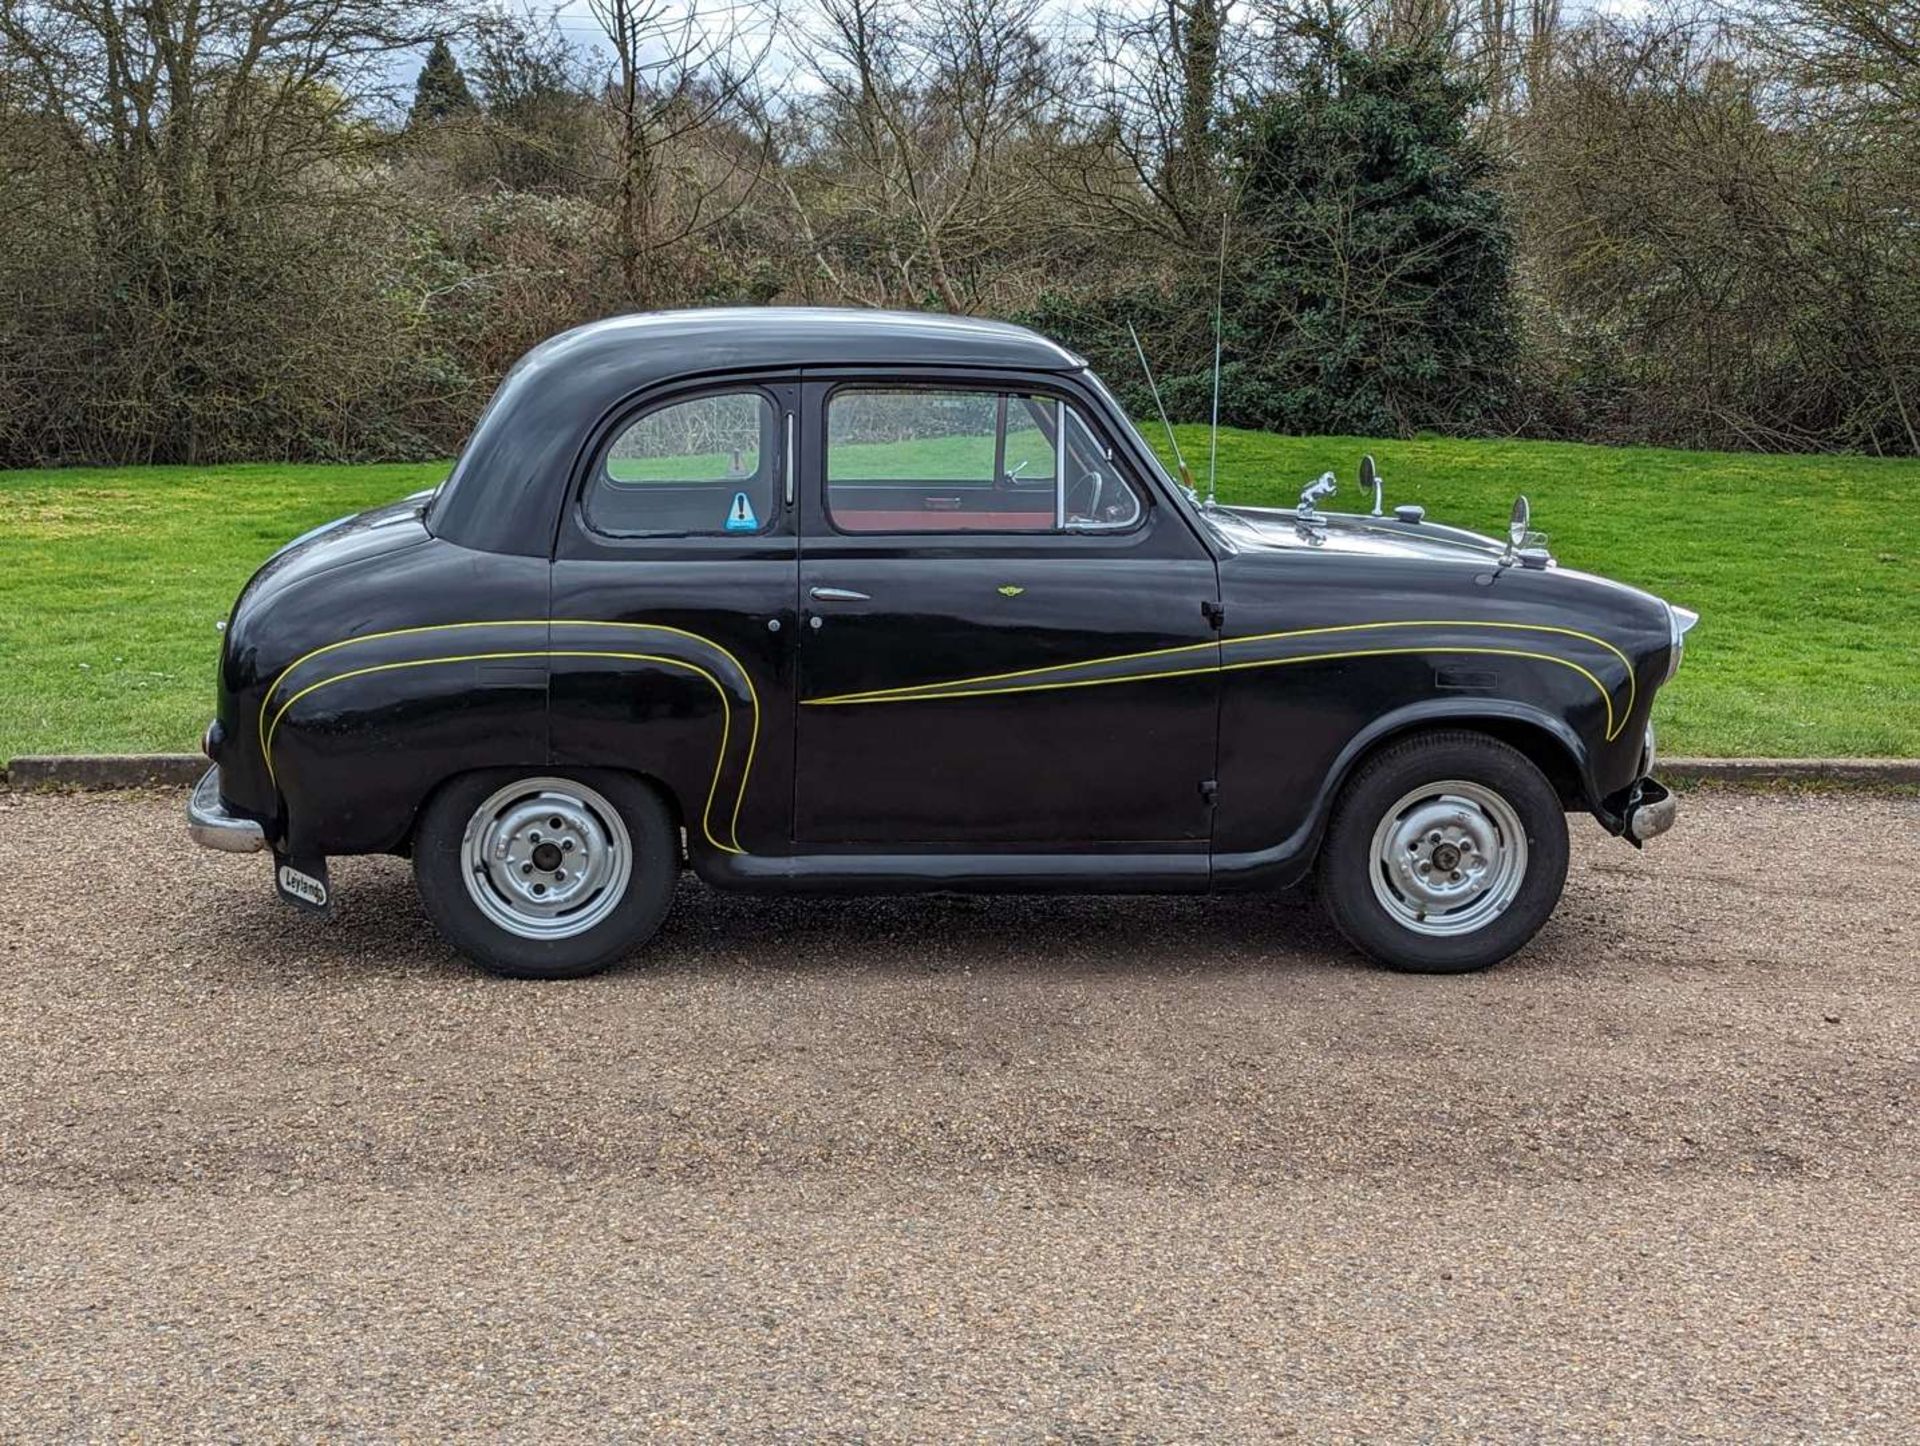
[430,307,1085,555]
[530,308,1084,374]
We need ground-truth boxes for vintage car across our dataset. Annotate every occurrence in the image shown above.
[187,308,1694,978]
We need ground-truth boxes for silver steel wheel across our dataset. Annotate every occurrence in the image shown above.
[1367,779,1529,938]
[459,777,633,941]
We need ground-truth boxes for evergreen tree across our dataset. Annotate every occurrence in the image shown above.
[1022,30,1516,440]
[410,37,477,127]
[1223,31,1516,436]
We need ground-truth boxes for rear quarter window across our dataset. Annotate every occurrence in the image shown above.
[588,391,776,537]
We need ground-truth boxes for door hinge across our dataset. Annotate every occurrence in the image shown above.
[1199,779,1219,805]
[1201,599,1225,630]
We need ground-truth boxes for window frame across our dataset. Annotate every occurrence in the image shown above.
[819,380,1147,540]
[581,383,786,542]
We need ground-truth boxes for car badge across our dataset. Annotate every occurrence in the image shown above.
[997,585,1024,597]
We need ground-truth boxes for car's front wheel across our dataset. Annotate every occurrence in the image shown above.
[1319,731,1569,973]
[413,769,677,979]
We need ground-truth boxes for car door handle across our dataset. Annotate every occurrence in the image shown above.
[809,586,871,602]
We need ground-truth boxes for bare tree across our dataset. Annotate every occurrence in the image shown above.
[0,0,437,462]
[1749,0,1920,118]
[454,4,598,194]
[587,0,775,307]
[1511,6,1920,452]
[1057,0,1233,254]
[781,0,1058,311]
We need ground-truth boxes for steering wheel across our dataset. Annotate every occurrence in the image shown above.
[1065,467,1106,523]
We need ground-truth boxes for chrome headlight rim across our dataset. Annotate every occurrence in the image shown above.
[1663,602,1699,683]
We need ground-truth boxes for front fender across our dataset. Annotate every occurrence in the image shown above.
[1210,698,1600,892]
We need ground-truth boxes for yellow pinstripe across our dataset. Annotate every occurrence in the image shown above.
[259,619,762,847]
[806,646,1620,740]
[810,619,1632,712]
[256,613,1636,861]
[264,649,746,854]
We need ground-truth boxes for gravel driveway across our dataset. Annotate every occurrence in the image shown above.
[2,788,1914,1440]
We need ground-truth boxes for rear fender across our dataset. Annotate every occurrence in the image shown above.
[270,655,549,856]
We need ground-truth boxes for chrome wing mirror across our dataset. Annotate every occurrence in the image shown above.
[1507,495,1530,557]
[1360,453,1382,516]
[1501,495,1553,570]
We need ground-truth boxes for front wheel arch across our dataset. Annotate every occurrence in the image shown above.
[1325,704,1596,823]
[1407,716,1587,811]
[1210,703,1599,894]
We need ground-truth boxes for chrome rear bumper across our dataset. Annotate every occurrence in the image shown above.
[1623,777,1677,845]
[187,766,267,853]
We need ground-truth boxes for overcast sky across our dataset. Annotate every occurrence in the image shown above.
[393,0,1653,93]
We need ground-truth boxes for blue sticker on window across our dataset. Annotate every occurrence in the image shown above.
[725,491,758,532]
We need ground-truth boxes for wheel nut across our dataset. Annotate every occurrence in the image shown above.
[562,839,575,852]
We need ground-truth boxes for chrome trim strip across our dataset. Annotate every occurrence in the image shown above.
[1054,397,1067,531]
[783,411,795,508]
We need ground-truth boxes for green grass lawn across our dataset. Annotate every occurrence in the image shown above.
[2,433,1916,757]
[1,462,448,757]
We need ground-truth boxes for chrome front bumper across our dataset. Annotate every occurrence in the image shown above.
[1623,777,1677,845]
[187,766,267,853]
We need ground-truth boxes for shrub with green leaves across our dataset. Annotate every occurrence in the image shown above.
[1026,33,1516,441]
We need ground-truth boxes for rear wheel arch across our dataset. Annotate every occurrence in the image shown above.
[401,763,688,856]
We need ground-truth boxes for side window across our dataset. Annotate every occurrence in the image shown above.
[1061,405,1143,530]
[826,388,1141,535]
[587,391,776,537]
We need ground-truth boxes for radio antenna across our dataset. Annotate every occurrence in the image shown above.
[1128,321,1195,496]
[1205,213,1229,511]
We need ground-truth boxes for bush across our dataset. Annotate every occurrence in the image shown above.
[1026,35,1517,441]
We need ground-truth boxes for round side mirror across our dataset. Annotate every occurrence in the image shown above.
[1509,495,1531,550]
[1359,454,1376,490]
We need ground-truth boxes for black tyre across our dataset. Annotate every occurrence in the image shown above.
[1319,730,1569,974]
[412,768,677,979]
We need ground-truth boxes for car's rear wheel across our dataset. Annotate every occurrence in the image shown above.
[1319,731,1568,973]
[413,769,676,979]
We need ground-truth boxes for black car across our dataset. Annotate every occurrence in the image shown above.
[188,308,1694,978]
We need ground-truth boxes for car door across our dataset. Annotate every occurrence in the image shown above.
[793,374,1221,848]
[550,378,800,857]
